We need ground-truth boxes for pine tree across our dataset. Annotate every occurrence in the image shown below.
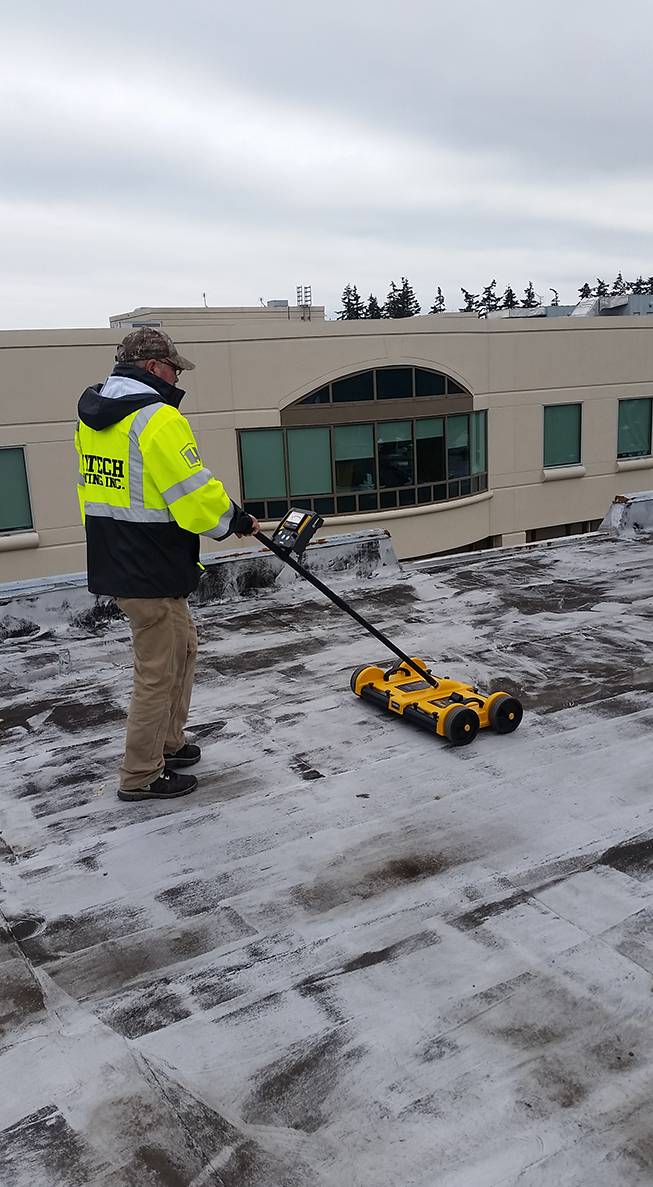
[383,281,400,318]
[384,277,420,318]
[578,283,593,299]
[521,281,539,308]
[353,284,368,318]
[594,278,608,297]
[647,277,653,295]
[337,283,365,320]
[337,283,352,320]
[478,280,499,316]
[500,285,518,310]
[429,287,446,314]
[459,288,479,313]
[365,293,383,319]
[400,276,421,316]
[549,288,560,306]
[630,276,646,294]
[611,271,627,295]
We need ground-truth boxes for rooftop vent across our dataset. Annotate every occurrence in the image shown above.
[599,294,629,311]
[571,297,599,317]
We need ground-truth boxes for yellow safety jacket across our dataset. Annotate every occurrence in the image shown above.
[75,367,237,597]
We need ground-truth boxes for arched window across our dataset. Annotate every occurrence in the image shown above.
[238,367,486,520]
[299,367,468,404]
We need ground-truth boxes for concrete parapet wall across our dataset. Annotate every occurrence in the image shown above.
[601,490,653,536]
[194,528,397,604]
[0,529,398,638]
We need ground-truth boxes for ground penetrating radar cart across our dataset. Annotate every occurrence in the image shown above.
[256,508,523,747]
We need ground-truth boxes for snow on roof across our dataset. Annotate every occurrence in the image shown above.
[1,532,653,1185]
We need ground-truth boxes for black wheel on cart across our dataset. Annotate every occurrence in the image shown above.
[350,664,372,694]
[444,706,480,746]
[488,694,523,734]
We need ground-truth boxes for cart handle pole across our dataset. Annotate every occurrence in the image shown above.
[254,531,439,689]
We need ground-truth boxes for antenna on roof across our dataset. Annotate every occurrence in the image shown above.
[296,284,313,321]
[202,292,208,309]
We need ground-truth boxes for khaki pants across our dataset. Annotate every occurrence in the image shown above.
[116,597,198,791]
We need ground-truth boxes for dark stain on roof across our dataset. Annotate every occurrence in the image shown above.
[600,834,653,880]
[3,532,653,1184]
[244,1029,363,1134]
[296,849,469,914]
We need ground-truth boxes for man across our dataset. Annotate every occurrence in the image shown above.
[75,328,259,803]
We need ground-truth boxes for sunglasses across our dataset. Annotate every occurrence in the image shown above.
[160,358,182,376]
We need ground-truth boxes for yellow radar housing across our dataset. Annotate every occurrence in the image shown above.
[350,658,523,746]
[255,510,525,749]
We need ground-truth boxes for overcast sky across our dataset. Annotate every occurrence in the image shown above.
[2,0,652,328]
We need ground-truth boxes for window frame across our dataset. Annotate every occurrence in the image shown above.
[543,402,583,469]
[286,425,333,498]
[617,397,653,460]
[0,445,34,535]
[290,366,470,407]
[237,427,287,501]
[333,422,377,495]
[238,411,488,521]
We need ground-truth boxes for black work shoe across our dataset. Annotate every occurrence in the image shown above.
[163,743,202,769]
[118,769,198,802]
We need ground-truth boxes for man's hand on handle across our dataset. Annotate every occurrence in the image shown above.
[233,508,261,539]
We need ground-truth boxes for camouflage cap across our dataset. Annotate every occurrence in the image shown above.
[116,327,195,371]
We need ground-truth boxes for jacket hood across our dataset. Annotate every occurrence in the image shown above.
[77,364,186,429]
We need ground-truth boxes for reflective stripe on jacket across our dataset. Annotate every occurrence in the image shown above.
[76,367,236,598]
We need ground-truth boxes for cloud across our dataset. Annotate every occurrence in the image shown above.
[10,0,645,176]
[2,194,645,329]
[1,2,652,327]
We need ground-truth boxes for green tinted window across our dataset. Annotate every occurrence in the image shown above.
[377,421,412,444]
[287,427,332,495]
[618,399,652,459]
[544,404,581,467]
[415,418,445,484]
[447,414,470,478]
[334,425,375,491]
[0,448,32,533]
[240,430,285,499]
[377,421,413,487]
[415,418,444,440]
[238,408,488,516]
[472,411,487,474]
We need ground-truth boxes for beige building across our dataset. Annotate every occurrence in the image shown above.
[1,313,652,585]
[108,302,326,329]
